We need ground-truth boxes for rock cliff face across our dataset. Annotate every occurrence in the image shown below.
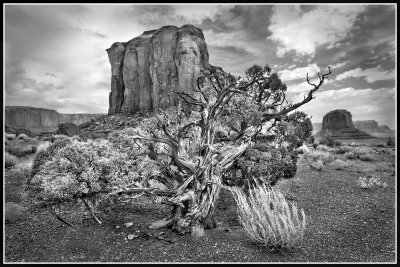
[5,106,103,133]
[107,25,209,114]
[317,109,374,139]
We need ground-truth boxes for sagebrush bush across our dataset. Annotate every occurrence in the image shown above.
[29,138,73,183]
[28,128,161,213]
[5,152,19,168]
[359,153,375,161]
[225,142,298,187]
[6,133,17,140]
[36,141,51,153]
[345,151,358,160]
[335,145,353,154]
[357,176,388,189]
[230,182,306,250]
[17,133,29,140]
[309,160,324,171]
[306,150,334,164]
[330,159,349,170]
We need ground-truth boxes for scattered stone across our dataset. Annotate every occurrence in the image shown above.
[124,222,134,228]
[127,234,138,240]
[158,236,165,240]
[158,231,166,236]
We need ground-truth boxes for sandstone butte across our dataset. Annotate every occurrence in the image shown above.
[106,24,210,114]
[316,109,374,139]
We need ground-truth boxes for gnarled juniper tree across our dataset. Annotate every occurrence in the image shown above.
[120,63,331,237]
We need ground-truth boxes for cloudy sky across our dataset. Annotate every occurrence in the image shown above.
[4,4,396,128]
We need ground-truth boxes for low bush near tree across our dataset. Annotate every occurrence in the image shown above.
[230,182,306,250]
[357,176,388,189]
[329,159,350,170]
[5,152,19,168]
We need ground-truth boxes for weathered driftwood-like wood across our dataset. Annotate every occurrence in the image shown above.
[82,197,102,225]
[50,206,75,228]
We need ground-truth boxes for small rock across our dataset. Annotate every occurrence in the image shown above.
[115,225,121,229]
[158,231,166,236]
[158,236,165,240]
[124,222,134,228]
[127,234,138,240]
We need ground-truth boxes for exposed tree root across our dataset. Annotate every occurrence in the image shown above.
[148,218,174,230]
[82,198,102,225]
[50,206,75,228]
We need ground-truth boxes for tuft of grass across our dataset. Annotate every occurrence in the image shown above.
[6,133,17,140]
[229,183,306,250]
[329,159,350,170]
[359,153,375,162]
[357,176,388,189]
[5,152,19,168]
[306,149,335,164]
[334,145,353,154]
[17,133,29,140]
[345,151,358,160]
[309,160,324,171]
[36,141,51,153]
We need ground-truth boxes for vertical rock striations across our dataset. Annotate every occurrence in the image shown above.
[107,25,209,114]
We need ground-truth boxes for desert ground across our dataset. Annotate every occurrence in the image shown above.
[4,135,396,263]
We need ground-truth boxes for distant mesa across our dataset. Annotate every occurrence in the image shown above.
[315,109,374,139]
[5,106,104,134]
[107,24,210,115]
[353,120,394,134]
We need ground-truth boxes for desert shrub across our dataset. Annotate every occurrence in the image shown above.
[306,150,334,164]
[29,138,73,183]
[17,133,29,140]
[387,136,395,146]
[31,145,37,153]
[230,182,306,250]
[345,151,358,160]
[307,135,315,144]
[224,143,298,188]
[359,153,375,162]
[349,142,358,147]
[329,159,349,170]
[5,152,19,168]
[357,175,388,189]
[6,133,17,140]
[335,145,353,154]
[309,160,324,171]
[312,143,318,149]
[319,135,335,147]
[28,129,161,218]
[36,141,52,153]
[296,144,310,154]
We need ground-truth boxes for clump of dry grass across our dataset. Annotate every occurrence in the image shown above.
[36,141,52,153]
[306,149,335,164]
[330,159,350,170]
[334,145,353,154]
[17,133,29,140]
[229,182,306,250]
[5,152,19,168]
[309,159,324,171]
[357,176,388,189]
[6,133,17,140]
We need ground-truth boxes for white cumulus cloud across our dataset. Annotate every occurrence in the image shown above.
[336,65,395,83]
[268,5,367,57]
